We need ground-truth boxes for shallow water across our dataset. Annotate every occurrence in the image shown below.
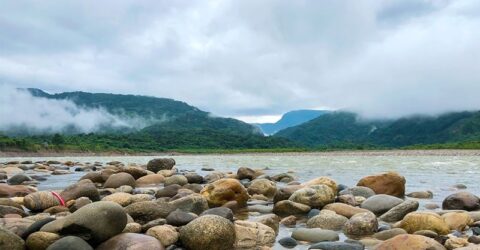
[2,153,480,249]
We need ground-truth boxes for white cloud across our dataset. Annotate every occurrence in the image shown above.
[0,0,479,119]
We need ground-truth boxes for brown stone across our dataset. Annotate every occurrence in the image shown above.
[357,172,405,197]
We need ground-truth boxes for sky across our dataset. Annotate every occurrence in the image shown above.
[1,0,480,123]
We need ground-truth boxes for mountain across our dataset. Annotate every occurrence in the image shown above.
[274,111,480,147]
[256,110,329,135]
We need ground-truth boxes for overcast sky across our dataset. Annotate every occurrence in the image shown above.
[1,0,480,123]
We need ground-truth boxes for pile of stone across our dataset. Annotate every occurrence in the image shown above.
[0,158,479,250]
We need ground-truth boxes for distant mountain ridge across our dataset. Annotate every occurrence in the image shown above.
[274,111,480,147]
[255,110,328,135]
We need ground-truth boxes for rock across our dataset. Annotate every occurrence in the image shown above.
[374,234,445,250]
[237,167,256,180]
[272,173,296,183]
[200,178,249,207]
[307,210,348,231]
[146,225,179,247]
[338,194,358,206]
[122,222,142,233]
[399,212,450,235]
[59,179,100,202]
[0,184,36,198]
[184,173,204,184]
[254,214,280,234]
[308,209,321,218]
[425,203,440,210]
[72,197,91,211]
[280,215,297,227]
[468,235,480,244]
[124,201,174,224]
[339,186,376,198]
[0,218,35,236]
[102,192,133,207]
[179,215,235,250]
[248,204,273,213]
[357,172,406,197]
[120,167,148,179]
[291,228,339,243]
[135,174,165,186]
[379,200,419,222]
[166,209,197,226]
[360,194,403,215]
[44,205,69,214]
[79,172,104,184]
[96,233,165,250]
[41,201,127,244]
[303,177,338,193]
[156,184,181,198]
[344,212,378,237]
[164,175,188,186]
[0,227,25,250]
[414,230,438,238]
[46,236,93,250]
[140,218,167,232]
[373,228,408,240]
[23,191,61,212]
[273,200,311,216]
[146,158,175,172]
[278,237,297,249]
[169,193,208,215]
[200,207,234,221]
[323,203,370,218]
[442,212,473,231]
[309,242,365,250]
[247,179,277,198]
[2,166,24,175]
[0,198,23,210]
[289,185,335,208]
[0,204,27,217]
[273,185,302,203]
[26,231,60,250]
[445,237,469,250]
[8,174,32,185]
[233,220,275,249]
[406,191,433,199]
[129,194,154,203]
[21,217,56,238]
[442,192,480,211]
[104,173,136,188]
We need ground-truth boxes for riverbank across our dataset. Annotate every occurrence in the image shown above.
[2,149,480,158]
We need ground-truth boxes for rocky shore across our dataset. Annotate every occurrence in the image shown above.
[0,158,479,249]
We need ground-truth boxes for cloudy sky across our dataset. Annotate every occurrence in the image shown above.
[1,0,480,123]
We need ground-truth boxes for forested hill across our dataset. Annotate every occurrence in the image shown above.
[274,111,480,147]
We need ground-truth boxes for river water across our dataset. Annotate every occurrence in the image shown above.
[2,152,480,249]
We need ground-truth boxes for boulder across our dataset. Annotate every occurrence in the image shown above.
[122,222,142,233]
[41,201,127,244]
[303,177,338,193]
[0,204,27,217]
[104,173,136,189]
[291,228,339,243]
[124,201,174,224]
[26,231,60,250]
[379,200,419,222]
[8,174,32,185]
[164,175,188,186]
[373,228,408,240]
[445,237,469,250]
[323,203,370,218]
[237,167,256,180]
[200,178,249,207]
[79,172,104,184]
[374,234,446,250]
[442,212,473,231]
[169,193,208,215]
[247,179,277,198]
[273,200,311,216]
[184,173,204,184]
[234,220,276,249]
[135,174,165,186]
[406,191,433,199]
[0,227,25,250]
[278,237,297,249]
[96,233,164,250]
[179,215,235,250]
[343,212,378,237]
[442,192,480,211]
[166,209,197,226]
[309,242,365,250]
[339,186,376,198]
[399,212,450,235]
[273,185,303,203]
[146,225,178,247]
[307,210,348,231]
[0,198,23,210]
[289,185,335,208]
[200,207,234,221]
[101,192,133,207]
[360,194,403,215]
[0,184,36,198]
[59,179,100,202]
[24,191,61,212]
[0,218,35,236]
[45,236,92,250]
[155,184,181,198]
[146,158,175,172]
[254,214,280,234]
[204,171,227,183]
[357,172,405,197]
[120,167,148,180]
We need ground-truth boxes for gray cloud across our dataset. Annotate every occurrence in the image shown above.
[0,0,479,120]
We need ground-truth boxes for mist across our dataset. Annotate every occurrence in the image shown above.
[0,86,149,135]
